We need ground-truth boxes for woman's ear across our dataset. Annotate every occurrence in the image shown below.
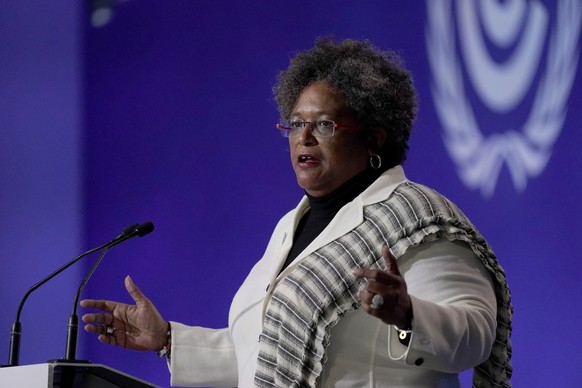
[367,128,388,153]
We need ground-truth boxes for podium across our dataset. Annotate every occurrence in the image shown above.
[0,362,161,387]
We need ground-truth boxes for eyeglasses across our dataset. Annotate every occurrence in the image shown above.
[276,120,358,138]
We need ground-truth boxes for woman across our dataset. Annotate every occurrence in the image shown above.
[81,38,512,387]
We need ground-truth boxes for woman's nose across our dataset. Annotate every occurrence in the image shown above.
[298,124,317,145]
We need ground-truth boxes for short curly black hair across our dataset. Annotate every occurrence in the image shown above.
[274,37,418,169]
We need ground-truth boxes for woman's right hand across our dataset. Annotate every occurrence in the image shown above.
[80,275,169,352]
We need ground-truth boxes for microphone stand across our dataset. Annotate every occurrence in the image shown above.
[5,224,143,367]
[6,242,114,367]
[63,246,112,362]
[61,222,154,362]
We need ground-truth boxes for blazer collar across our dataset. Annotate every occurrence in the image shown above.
[282,165,408,271]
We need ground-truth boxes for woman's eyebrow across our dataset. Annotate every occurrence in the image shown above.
[289,110,333,118]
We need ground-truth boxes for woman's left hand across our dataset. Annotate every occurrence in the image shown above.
[353,245,413,328]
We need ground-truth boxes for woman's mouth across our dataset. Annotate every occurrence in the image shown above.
[297,154,320,166]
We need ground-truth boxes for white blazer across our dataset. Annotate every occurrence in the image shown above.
[168,166,497,387]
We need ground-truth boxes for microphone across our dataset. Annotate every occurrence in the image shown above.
[63,221,154,362]
[6,221,155,367]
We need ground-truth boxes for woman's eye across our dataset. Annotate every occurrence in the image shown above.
[318,120,334,128]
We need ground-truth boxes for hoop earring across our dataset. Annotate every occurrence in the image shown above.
[369,154,382,169]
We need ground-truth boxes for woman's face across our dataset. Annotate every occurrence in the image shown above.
[289,82,370,197]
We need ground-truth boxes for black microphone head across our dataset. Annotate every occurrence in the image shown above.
[136,221,154,237]
[121,223,140,237]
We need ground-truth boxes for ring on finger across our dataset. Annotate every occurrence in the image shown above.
[371,294,384,309]
[105,326,114,335]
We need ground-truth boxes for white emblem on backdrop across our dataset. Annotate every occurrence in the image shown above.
[426,0,581,197]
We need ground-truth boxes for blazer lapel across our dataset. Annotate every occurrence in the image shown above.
[261,166,408,320]
[279,166,408,271]
[291,197,365,264]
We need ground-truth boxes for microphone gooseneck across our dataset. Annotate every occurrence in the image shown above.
[63,221,155,362]
[8,241,112,367]
[6,221,155,367]
[64,246,112,362]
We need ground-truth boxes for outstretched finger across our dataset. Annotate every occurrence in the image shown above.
[382,245,401,277]
[83,323,101,334]
[81,312,115,327]
[80,298,118,313]
[83,322,116,345]
[97,332,118,346]
[83,322,111,334]
[124,275,148,307]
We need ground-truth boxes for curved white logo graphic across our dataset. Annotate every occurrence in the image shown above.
[426,0,581,197]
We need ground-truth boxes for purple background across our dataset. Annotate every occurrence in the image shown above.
[1,1,581,387]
